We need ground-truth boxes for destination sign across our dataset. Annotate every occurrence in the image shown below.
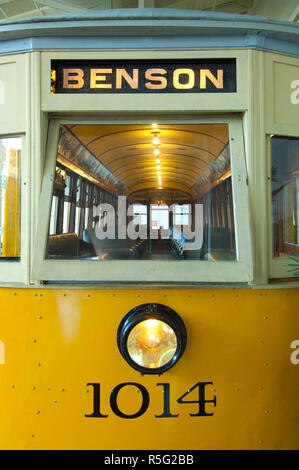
[51,59,236,94]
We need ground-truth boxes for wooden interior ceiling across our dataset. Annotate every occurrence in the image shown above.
[66,124,229,199]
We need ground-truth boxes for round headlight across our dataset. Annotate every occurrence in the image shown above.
[117,303,187,375]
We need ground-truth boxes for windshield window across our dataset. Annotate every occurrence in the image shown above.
[47,123,235,262]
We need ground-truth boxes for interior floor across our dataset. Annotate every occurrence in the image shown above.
[140,239,176,260]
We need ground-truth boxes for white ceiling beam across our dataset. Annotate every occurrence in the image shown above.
[0,1,16,6]
[201,0,252,10]
[138,0,155,7]
[33,1,45,16]
[35,0,86,12]
[253,0,299,21]
[0,6,8,17]
[289,4,299,22]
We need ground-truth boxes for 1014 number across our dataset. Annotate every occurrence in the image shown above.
[85,381,216,419]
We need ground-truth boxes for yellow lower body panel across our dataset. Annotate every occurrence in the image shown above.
[0,287,298,450]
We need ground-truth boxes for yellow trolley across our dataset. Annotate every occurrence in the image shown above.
[0,9,298,451]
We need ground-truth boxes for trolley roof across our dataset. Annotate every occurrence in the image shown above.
[0,9,298,56]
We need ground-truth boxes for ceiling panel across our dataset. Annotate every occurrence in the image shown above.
[66,123,229,196]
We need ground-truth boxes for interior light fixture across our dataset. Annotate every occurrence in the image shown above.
[156,158,161,164]
[154,148,160,156]
[117,304,187,375]
[153,137,160,146]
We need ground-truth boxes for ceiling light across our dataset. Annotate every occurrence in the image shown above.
[153,137,160,146]
[154,148,160,156]
[156,158,161,164]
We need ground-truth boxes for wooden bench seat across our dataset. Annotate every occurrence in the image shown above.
[48,232,96,259]
[83,229,147,259]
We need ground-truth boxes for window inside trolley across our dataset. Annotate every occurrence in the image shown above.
[46,123,236,262]
[271,135,299,258]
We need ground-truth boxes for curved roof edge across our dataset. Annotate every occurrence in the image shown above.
[0,8,297,28]
[0,9,298,57]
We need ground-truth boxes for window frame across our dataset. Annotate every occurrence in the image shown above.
[32,116,253,284]
[173,204,190,226]
[0,134,29,284]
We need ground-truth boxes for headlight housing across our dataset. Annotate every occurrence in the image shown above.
[117,303,187,375]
